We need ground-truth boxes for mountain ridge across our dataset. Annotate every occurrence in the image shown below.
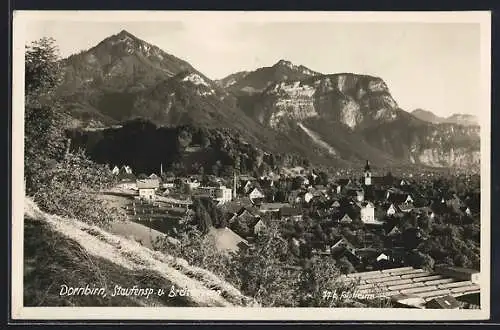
[54,30,480,169]
[411,109,478,127]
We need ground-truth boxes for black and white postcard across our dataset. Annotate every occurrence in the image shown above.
[11,10,491,321]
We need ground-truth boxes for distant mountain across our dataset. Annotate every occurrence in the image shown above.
[215,71,251,89]
[444,113,479,126]
[411,109,478,127]
[411,109,443,124]
[56,31,353,169]
[239,74,480,168]
[55,30,480,170]
[57,30,214,128]
[216,59,321,96]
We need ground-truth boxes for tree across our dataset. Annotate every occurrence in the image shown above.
[296,257,357,307]
[233,223,300,306]
[337,257,356,274]
[318,171,329,186]
[24,38,125,227]
[25,37,67,194]
[25,37,62,103]
[177,129,192,148]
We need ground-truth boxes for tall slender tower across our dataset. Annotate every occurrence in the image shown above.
[364,160,372,186]
[160,163,163,176]
[233,156,240,200]
[233,171,237,200]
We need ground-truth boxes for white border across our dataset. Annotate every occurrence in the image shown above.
[11,10,491,321]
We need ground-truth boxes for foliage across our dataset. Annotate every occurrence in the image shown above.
[154,221,357,307]
[25,37,123,226]
[32,151,123,226]
[68,120,308,178]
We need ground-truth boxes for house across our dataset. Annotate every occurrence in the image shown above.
[249,187,265,201]
[336,185,342,194]
[214,185,233,204]
[242,180,254,194]
[112,166,120,175]
[330,237,359,264]
[337,179,351,187]
[391,294,426,308]
[253,219,267,236]
[356,190,365,202]
[330,237,356,253]
[314,185,327,194]
[387,225,402,237]
[117,178,137,190]
[207,227,249,254]
[339,213,353,224]
[136,179,160,200]
[299,191,314,204]
[288,190,303,205]
[434,265,480,284]
[186,178,201,190]
[240,175,257,193]
[330,200,341,209]
[259,202,290,214]
[386,203,400,217]
[399,179,409,186]
[376,253,389,262]
[464,206,472,216]
[280,206,303,222]
[387,191,414,205]
[425,295,461,309]
[229,207,259,225]
[360,201,377,224]
[149,173,160,181]
[196,186,217,197]
[371,176,393,187]
[120,165,133,175]
[414,206,435,219]
[162,181,175,189]
[398,202,414,213]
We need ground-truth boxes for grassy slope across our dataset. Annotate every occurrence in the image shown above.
[24,197,256,307]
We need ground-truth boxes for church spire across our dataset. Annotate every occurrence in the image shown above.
[364,160,372,186]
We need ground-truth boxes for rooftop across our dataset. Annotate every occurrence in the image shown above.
[339,266,480,307]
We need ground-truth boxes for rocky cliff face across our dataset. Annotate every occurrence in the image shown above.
[219,59,321,96]
[250,73,400,130]
[363,121,480,168]
[243,72,480,168]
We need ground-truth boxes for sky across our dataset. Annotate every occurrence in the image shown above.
[22,16,482,118]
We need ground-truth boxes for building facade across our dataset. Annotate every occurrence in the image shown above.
[215,186,233,204]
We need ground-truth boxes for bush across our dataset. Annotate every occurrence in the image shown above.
[31,151,124,226]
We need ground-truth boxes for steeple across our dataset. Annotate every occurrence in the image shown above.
[364,160,372,186]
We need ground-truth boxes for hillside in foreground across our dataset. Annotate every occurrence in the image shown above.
[23,197,256,307]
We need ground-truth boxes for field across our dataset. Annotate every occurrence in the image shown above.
[99,187,190,237]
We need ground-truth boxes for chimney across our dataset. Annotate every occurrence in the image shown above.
[233,171,237,200]
[64,138,71,157]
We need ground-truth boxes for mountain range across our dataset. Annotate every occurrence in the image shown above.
[411,109,479,126]
[53,30,480,170]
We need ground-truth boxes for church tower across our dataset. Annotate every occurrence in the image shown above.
[364,160,372,186]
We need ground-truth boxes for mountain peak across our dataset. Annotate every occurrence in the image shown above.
[274,59,295,68]
[116,29,136,38]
